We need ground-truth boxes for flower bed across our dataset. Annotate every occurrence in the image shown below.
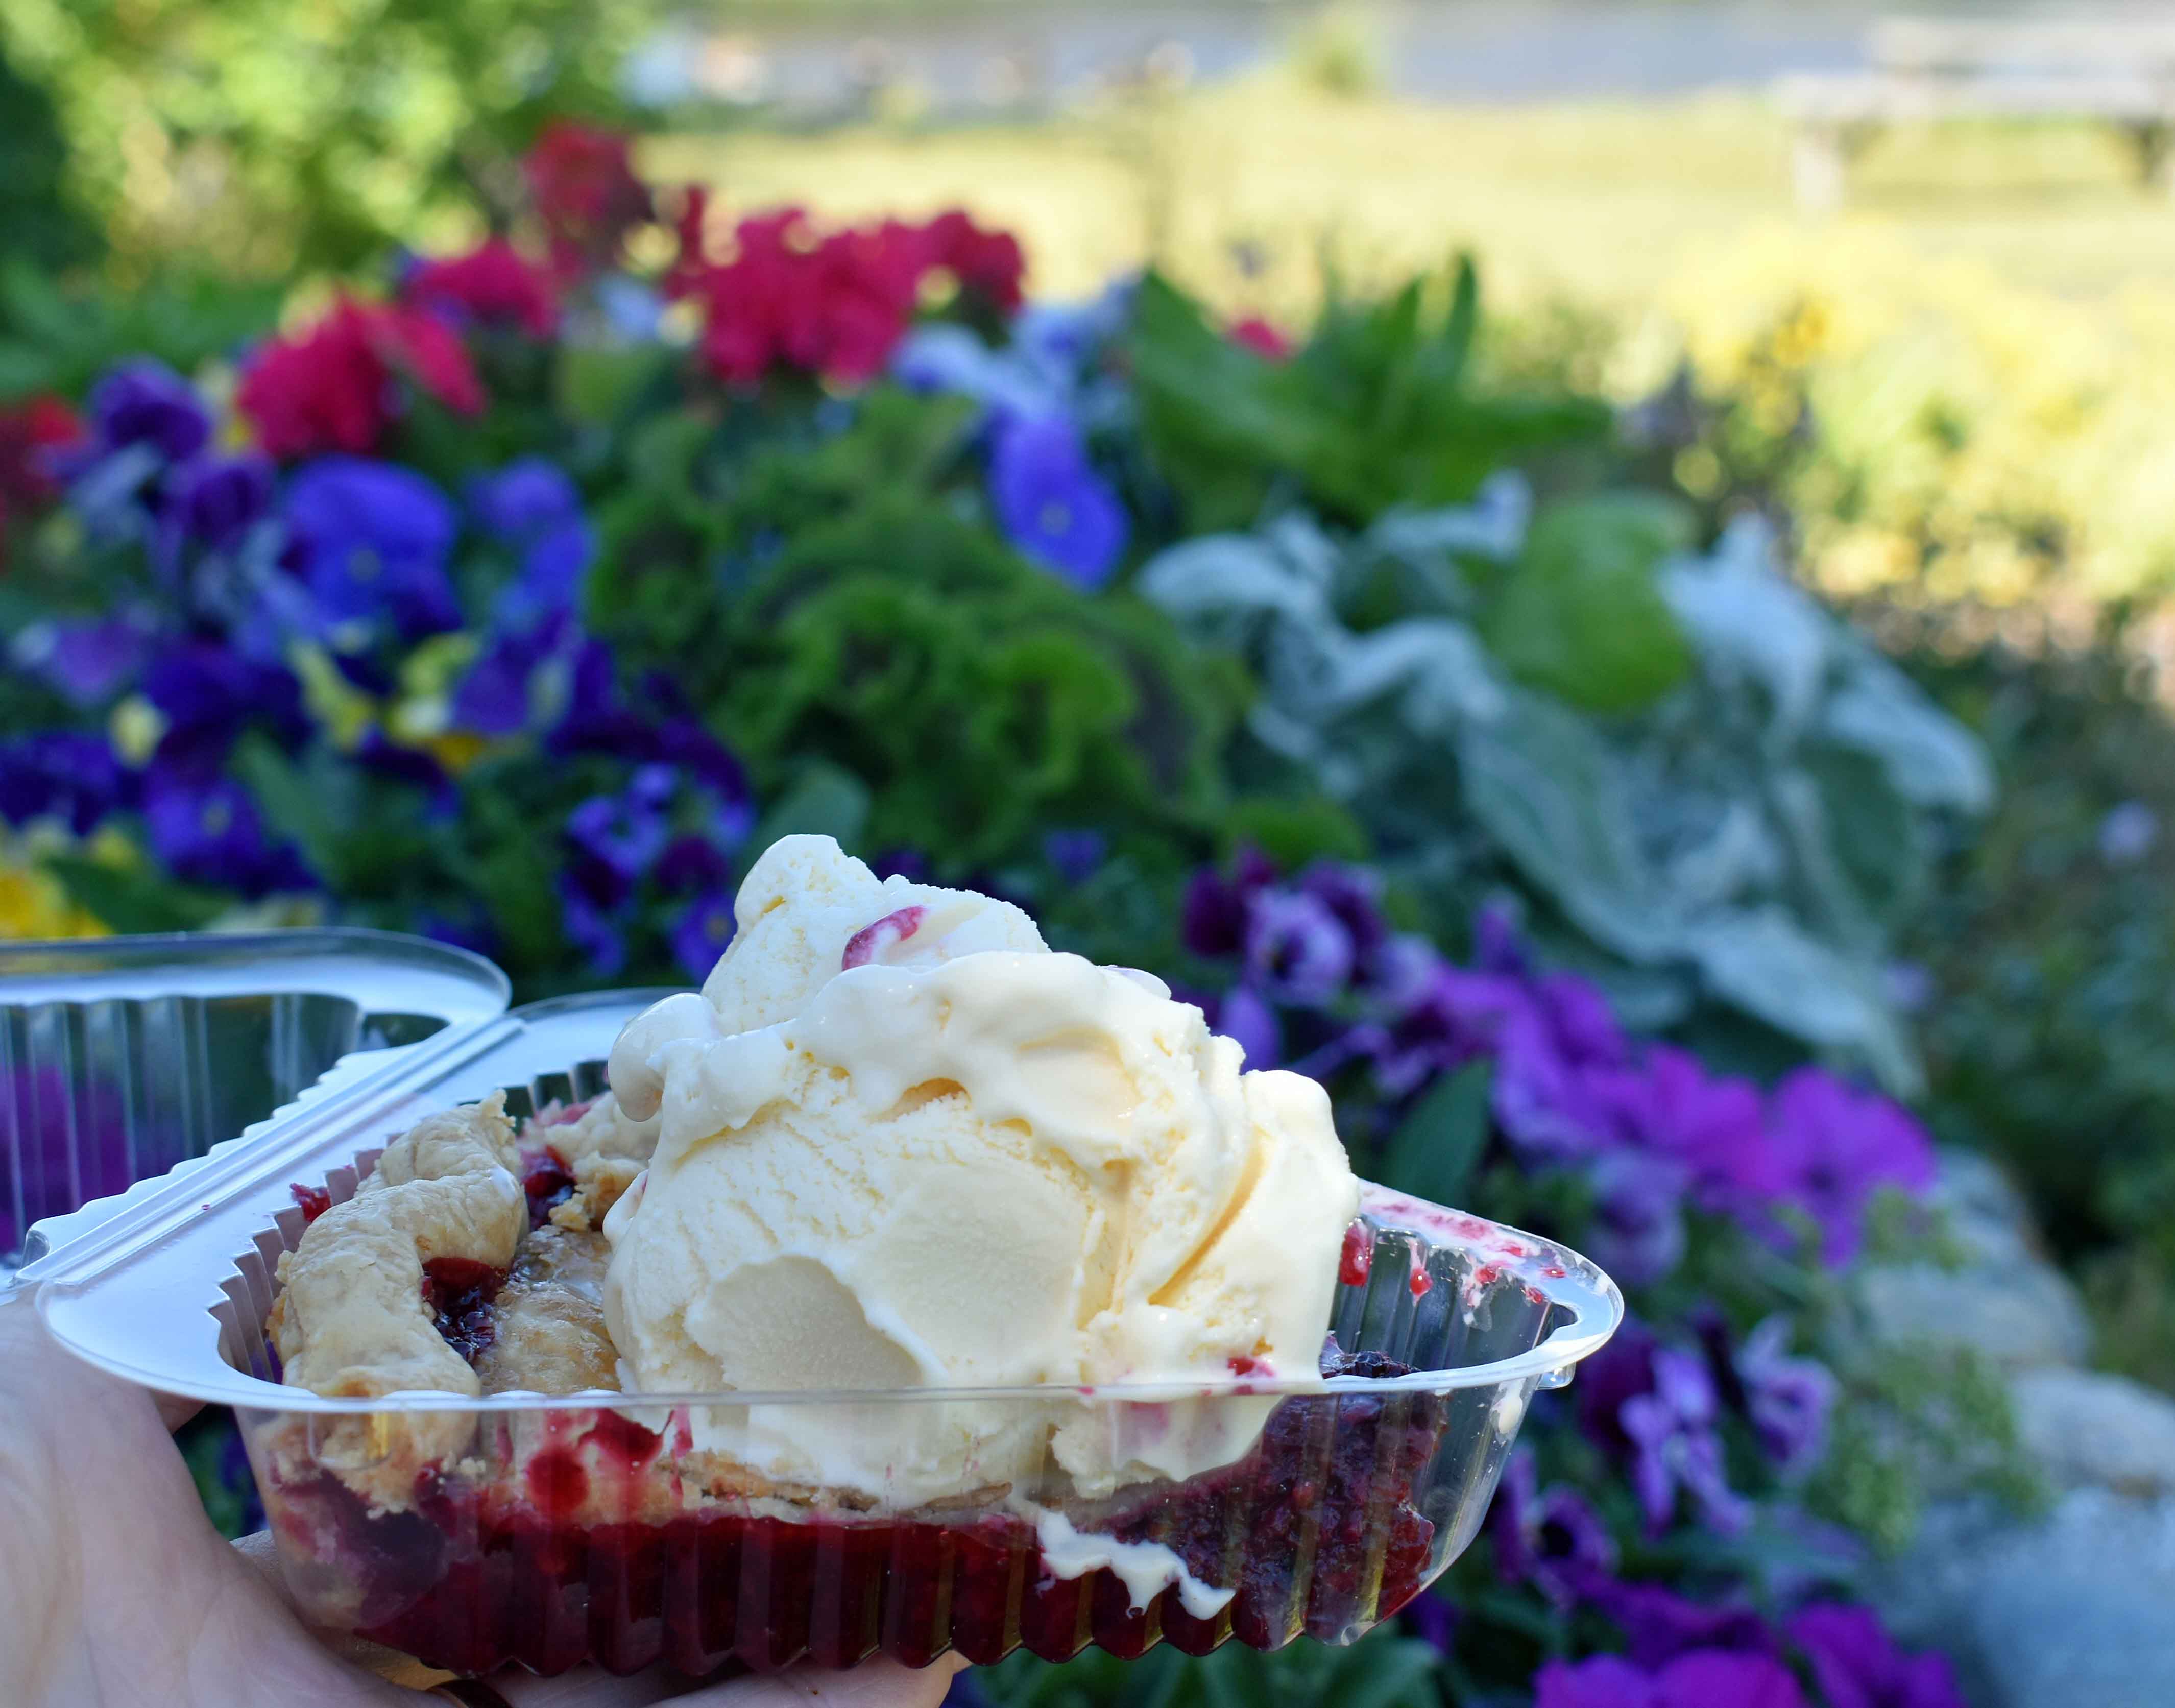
[0,125,2006,1705]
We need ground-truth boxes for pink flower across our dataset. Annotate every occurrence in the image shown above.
[238,299,485,459]
[405,239,559,338]
[524,122,651,276]
[1229,316,1294,360]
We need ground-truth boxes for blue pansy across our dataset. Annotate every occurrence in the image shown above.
[86,360,212,464]
[987,414,1128,591]
[469,457,594,628]
[0,732,131,834]
[142,772,314,897]
[672,887,738,980]
[282,457,461,645]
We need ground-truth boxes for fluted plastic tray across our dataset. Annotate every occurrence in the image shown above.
[26,992,1623,1676]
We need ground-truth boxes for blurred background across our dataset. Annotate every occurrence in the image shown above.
[8,4,2175,1705]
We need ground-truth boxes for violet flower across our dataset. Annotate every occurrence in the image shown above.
[1215,984,1281,1068]
[281,456,462,645]
[564,765,675,891]
[142,773,314,896]
[21,617,151,708]
[1536,1650,1806,1708]
[1586,1149,1689,1288]
[0,733,130,835]
[1785,1603,1964,1708]
[1766,1067,1937,1268]
[142,642,306,778]
[1244,885,1356,1005]
[1179,848,1276,959]
[1587,1578,1780,1671]
[86,360,212,464]
[157,453,275,583]
[1042,828,1106,885]
[557,875,627,977]
[673,887,738,980]
[1735,1316,1838,1480]
[1618,1346,1752,1537]
[987,414,1127,590]
[1489,1450,1618,1608]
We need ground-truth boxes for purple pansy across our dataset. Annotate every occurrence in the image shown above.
[452,610,581,738]
[1586,1149,1689,1288]
[353,730,457,817]
[987,414,1128,590]
[157,453,275,579]
[142,773,313,896]
[142,642,306,778]
[1215,983,1282,1068]
[558,875,628,978]
[26,618,151,708]
[1490,1450,1617,1608]
[469,458,593,627]
[281,456,461,645]
[1403,1589,1460,1654]
[1244,885,1356,1005]
[1043,828,1106,885]
[1180,849,1276,959]
[1786,1603,1965,1708]
[1619,1345,1753,1537]
[86,360,212,464]
[0,732,131,834]
[564,764,675,892]
[1735,1317,1838,1479]
[673,887,738,980]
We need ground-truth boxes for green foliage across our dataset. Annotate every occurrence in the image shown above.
[1482,494,1695,713]
[971,1631,1443,1708]
[0,0,659,277]
[0,40,95,276]
[0,260,281,403]
[1127,264,1610,533]
[589,387,1248,874]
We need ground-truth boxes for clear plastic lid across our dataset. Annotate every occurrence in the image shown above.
[4,929,511,1270]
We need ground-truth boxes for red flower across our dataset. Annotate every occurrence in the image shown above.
[0,393,83,568]
[405,239,559,338]
[1229,316,1294,361]
[670,206,926,388]
[921,208,1026,312]
[237,298,486,460]
[524,122,651,277]
[668,203,1028,389]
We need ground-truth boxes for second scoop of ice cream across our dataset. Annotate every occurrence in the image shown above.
[600,836,1360,1504]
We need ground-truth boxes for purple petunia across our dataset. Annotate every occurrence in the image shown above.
[1766,1067,1937,1267]
[1587,1578,1780,1672]
[281,456,462,645]
[987,414,1128,590]
[1786,1603,1965,1708]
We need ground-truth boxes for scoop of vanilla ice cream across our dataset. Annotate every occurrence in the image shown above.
[601,835,1360,1506]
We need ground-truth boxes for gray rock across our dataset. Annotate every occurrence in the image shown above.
[2012,1366,2175,1498]
[1876,1488,2175,1708]
[1853,1256,2091,1369]
[1927,1147,2056,1272]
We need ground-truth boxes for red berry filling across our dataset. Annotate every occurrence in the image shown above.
[422,1257,505,1366]
[290,1183,332,1225]
[267,1341,1450,1676]
[519,1146,577,1229]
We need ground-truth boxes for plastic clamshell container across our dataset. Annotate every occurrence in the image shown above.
[27,991,1623,1677]
[2,929,510,1272]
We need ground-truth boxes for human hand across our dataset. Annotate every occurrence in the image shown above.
[0,1294,965,1707]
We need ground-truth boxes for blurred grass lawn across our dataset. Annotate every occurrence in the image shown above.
[648,75,2175,322]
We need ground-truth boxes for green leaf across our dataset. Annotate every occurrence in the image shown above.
[42,856,226,934]
[1483,493,1695,714]
[1381,1058,1494,1204]
[230,735,355,888]
[748,761,873,853]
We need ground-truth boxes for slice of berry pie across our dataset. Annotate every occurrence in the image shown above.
[251,1093,1458,1677]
